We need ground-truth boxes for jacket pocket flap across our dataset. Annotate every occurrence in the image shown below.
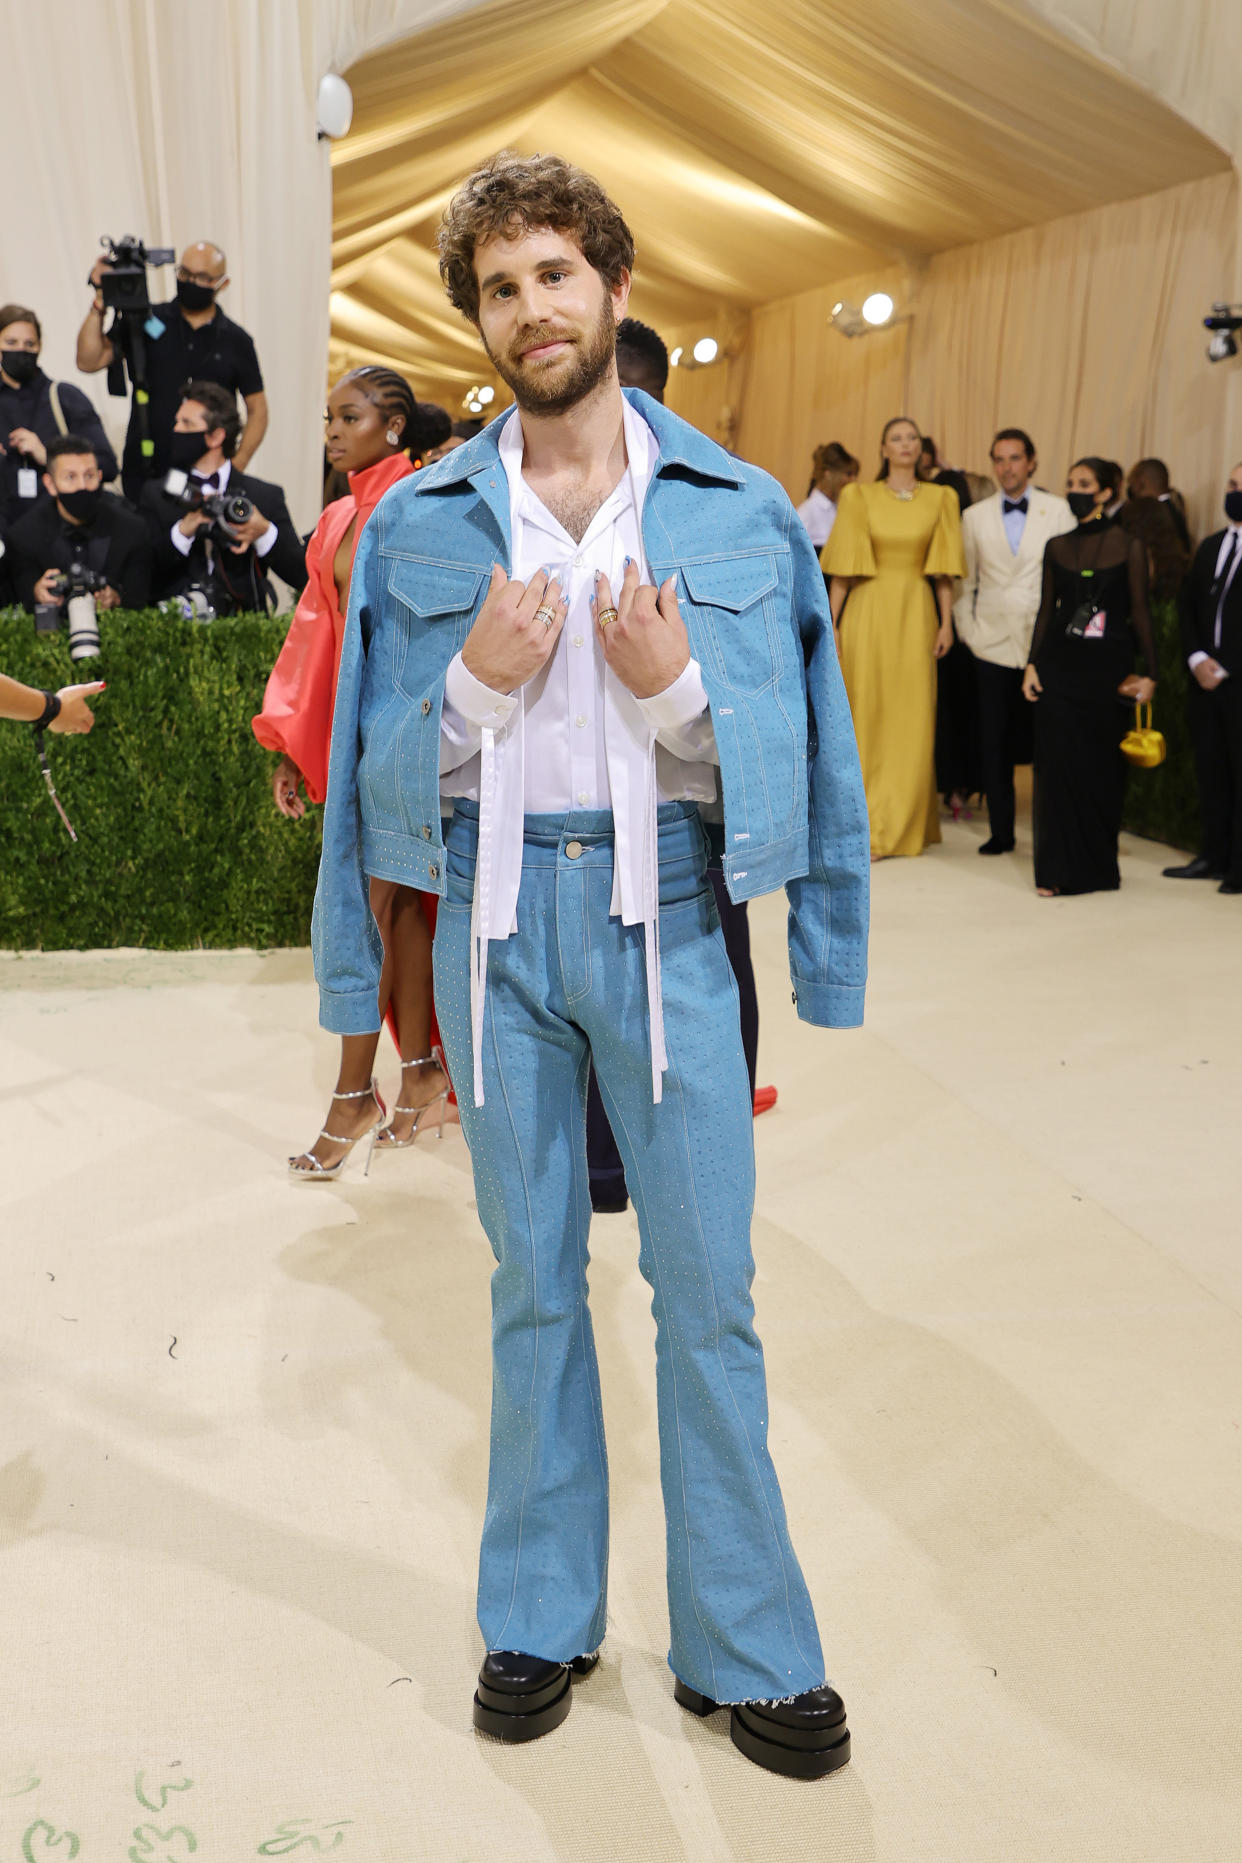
[681,555,777,612]
[387,559,486,618]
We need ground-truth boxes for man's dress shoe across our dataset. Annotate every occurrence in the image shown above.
[674,1678,851,1779]
[1219,877,1242,894]
[1163,857,1223,879]
[473,1649,599,1741]
[977,837,1015,855]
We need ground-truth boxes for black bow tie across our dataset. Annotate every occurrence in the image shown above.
[1004,497,1029,516]
[193,471,220,492]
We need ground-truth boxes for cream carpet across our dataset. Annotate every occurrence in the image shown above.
[2,811,1239,1861]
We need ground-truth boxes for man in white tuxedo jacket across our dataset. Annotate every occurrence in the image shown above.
[954,428,1076,852]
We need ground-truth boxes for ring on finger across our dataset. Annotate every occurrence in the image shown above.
[597,605,619,629]
[534,603,557,628]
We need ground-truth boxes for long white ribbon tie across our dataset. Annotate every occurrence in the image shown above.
[643,741,667,1104]
[469,724,498,1107]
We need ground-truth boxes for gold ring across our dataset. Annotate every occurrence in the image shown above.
[597,606,619,629]
[534,604,556,628]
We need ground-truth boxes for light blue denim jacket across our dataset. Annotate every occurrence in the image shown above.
[312,389,869,1035]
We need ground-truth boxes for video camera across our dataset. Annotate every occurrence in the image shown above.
[162,468,257,544]
[97,234,175,320]
[33,560,109,661]
[1204,302,1242,363]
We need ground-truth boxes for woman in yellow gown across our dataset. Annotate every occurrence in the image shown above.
[822,417,966,858]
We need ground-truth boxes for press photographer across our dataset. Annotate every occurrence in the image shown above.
[1,304,118,536]
[75,239,267,500]
[139,381,304,614]
[5,434,151,632]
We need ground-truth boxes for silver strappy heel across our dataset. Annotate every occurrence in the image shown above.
[375,1047,452,1148]
[288,1079,387,1181]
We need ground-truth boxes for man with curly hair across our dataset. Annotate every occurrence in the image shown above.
[314,151,869,1777]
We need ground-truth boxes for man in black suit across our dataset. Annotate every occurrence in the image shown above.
[6,431,151,612]
[1164,461,1242,894]
[139,379,305,613]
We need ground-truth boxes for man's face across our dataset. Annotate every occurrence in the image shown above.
[177,242,227,299]
[45,453,101,508]
[1228,465,1242,500]
[174,399,223,462]
[473,227,629,416]
[991,439,1033,497]
[1127,467,1156,501]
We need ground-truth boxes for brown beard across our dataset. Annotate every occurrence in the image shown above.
[485,291,617,416]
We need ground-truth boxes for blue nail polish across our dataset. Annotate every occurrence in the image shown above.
[624,555,632,567]
[589,592,596,607]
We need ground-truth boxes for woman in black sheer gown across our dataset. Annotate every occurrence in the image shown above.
[1022,456,1158,896]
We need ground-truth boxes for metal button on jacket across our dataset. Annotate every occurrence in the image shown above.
[565,841,583,860]
[421,699,432,716]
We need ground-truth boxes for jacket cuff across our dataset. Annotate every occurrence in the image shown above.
[444,651,519,730]
[634,658,710,732]
[318,987,382,1036]
[790,978,865,1029]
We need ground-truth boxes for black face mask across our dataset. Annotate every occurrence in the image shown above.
[1,348,38,386]
[1224,490,1242,524]
[176,277,216,314]
[1067,491,1100,521]
[168,428,210,472]
[58,486,102,525]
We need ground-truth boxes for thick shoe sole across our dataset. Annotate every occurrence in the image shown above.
[674,1679,851,1780]
[473,1653,598,1743]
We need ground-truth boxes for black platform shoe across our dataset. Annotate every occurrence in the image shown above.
[473,1649,599,1742]
[674,1677,851,1779]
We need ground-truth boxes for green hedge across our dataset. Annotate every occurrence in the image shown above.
[0,597,1202,952]
[1120,597,1198,856]
[0,608,321,950]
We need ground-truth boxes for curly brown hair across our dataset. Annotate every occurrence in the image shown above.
[438,151,635,323]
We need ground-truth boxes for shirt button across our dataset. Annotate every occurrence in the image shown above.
[429,863,440,880]
[421,824,432,839]
[575,714,587,728]
[421,699,432,716]
[573,555,583,569]
[573,634,584,648]
[577,790,590,806]
[565,840,583,860]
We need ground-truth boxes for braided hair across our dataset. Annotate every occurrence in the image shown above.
[341,365,418,452]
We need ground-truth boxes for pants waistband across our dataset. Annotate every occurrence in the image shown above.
[450,798,702,852]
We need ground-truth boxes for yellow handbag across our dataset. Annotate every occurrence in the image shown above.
[1120,702,1166,768]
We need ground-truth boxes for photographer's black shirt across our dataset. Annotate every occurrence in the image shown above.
[6,492,152,612]
[118,302,263,492]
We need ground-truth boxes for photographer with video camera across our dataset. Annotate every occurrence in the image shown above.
[139,381,303,614]
[1,305,118,538]
[6,434,151,637]
[76,240,267,501]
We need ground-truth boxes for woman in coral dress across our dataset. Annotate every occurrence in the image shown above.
[254,368,452,1176]
[823,416,966,858]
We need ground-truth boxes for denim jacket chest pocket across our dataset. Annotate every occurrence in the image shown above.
[357,556,487,840]
[679,553,783,696]
[385,557,488,699]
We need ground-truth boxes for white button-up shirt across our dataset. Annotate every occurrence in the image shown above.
[794,485,836,549]
[439,400,719,1106]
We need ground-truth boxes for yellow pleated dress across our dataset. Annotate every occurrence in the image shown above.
[822,480,966,858]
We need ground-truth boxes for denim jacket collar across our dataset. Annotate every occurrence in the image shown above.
[408,388,745,545]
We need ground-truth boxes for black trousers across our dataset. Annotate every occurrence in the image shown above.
[975,654,1033,847]
[586,867,758,1206]
[1189,676,1242,880]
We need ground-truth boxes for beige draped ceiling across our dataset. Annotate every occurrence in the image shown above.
[329,0,1231,417]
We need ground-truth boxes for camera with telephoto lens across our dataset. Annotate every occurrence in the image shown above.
[162,468,256,543]
[97,235,176,318]
[33,560,109,660]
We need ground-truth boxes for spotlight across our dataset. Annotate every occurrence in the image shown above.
[477,385,495,404]
[692,337,718,365]
[828,295,906,339]
[862,292,894,326]
[669,346,683,368]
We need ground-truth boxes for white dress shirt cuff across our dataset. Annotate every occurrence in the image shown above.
[1187,651,1209,670]
[170,523,193,557]
[634,658,719,765]
[444,652,520,729]
[254,520,278,558]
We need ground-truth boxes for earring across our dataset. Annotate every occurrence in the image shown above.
[386,429,400,446]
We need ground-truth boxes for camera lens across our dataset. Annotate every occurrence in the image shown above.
[66,593,102,661]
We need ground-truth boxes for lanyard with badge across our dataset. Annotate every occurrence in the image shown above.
[1064,531,1110,640]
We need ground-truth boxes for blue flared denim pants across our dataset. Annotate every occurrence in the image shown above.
[432,800,826,1704]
